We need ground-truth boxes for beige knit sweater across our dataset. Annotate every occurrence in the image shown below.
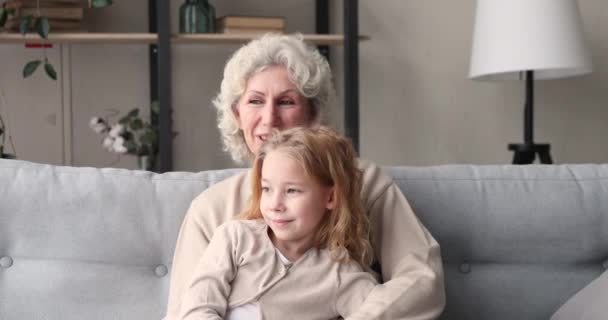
[179,219,378,320]
[167,160,446,320]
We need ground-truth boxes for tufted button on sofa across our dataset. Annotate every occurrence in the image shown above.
[1,159,607,320]
[0,256,13,268]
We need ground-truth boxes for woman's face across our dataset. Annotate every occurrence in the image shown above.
[235,65,313,156]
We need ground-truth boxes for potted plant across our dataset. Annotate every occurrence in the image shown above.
[0,0,113,80]
[88,101,175,171]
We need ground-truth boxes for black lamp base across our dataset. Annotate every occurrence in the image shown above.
[508,143,553,164]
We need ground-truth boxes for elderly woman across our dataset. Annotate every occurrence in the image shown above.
[166,34,445,319]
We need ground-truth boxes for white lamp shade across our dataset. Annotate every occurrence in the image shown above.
[469,0,592,80]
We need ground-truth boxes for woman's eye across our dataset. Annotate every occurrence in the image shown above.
[261,186,270,192]
[278,99,295,107]
[249,99,263,105]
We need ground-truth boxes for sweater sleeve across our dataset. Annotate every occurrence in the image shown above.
[178,222,239,320]
[166,196,214,319]
[357,180,446,319]
[334,262,379,319]
[166,173,248,320]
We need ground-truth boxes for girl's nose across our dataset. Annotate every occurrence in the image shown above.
[270,192,286,212]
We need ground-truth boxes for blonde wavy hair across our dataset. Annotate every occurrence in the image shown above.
[213,33,335,164]
[238,126,373,267]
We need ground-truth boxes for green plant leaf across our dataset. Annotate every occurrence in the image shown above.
[20,15,33,35]
[35,16,50,39]
[44,62,57,80]
[23,60,42,78]
[91,0,113,8]
[127,108,139,118]
[0,9,8,28]
[125,139,137,153]
[141,131,157,145]
[130,118,143,130]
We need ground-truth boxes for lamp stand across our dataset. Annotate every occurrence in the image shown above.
[508,71,553,165]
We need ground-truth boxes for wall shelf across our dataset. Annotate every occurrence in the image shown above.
[0,33,369,45]
[0,0,362,172]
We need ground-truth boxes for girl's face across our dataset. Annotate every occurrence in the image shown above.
[260,150,335,254]
[234,65,313,156]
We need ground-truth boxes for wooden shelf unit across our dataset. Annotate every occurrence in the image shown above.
[0,0,363,172]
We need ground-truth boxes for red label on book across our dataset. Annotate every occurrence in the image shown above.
[25,43,54,48]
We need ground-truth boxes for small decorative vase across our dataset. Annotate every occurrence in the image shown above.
[179,0,215,33]
[137,155,154,171]
[0,146,16,159]
[200,0,216,32]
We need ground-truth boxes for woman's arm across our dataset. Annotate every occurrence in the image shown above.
[356,161,445,319]
[166,172,249,320]
[334,262,379,319]
[178,222,239,320]
[362,182,445,319]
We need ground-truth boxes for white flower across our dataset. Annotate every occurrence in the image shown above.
[102,136,115,151]
[89,117,109,134]
[108,124,125,138]
[112,136,128,154]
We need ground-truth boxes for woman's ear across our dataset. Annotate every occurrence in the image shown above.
[325,187,336,210]
[232,104,243,129]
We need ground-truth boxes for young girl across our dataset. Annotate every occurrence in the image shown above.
[178,126,378,320]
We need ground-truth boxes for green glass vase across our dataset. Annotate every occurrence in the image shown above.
[179,0,215,33]
[200,0,216,32]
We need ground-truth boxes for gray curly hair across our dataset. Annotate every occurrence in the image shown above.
[213,33,335,163]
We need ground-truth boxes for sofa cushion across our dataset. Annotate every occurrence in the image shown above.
[551,268,608,320]
[0,159,244,320]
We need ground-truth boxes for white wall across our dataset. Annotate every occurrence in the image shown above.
[1,0,607,170]
[350,0,608,166]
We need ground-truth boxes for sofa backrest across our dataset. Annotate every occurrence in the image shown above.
[386,165,608,319]
[1,159,607,319]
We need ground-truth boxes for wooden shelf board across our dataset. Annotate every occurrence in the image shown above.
[0,33,157,44]
[173,33,370,45]
[0,33,369,45]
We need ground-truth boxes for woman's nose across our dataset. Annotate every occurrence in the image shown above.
[261,102,280,127]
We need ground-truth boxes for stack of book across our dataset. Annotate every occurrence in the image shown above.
[2,0,85,32]
[216,16,285,35]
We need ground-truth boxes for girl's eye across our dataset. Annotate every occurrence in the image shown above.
[286,188,300,194]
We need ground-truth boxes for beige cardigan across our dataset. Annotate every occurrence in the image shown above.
[179,219,378,320]
[167,160,446,319]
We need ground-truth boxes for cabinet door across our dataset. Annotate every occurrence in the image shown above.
[0,45,65,165]
[69,44,150,169]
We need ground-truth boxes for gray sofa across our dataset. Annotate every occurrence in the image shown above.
[1,159,607,319]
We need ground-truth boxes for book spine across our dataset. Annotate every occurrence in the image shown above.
[218,27,284,35]
[15,7,84,20]
[4,0,81,9]
[217,16,285,29]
